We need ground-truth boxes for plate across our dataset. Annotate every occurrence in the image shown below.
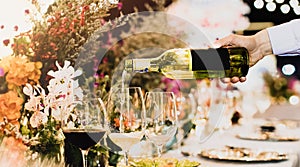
[199,146,288,162]
[130,158,201,167]
[236,133,299,142]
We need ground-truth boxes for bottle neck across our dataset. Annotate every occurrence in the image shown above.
[191,48,230,71]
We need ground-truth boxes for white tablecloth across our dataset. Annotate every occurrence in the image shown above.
[162,119,300,167]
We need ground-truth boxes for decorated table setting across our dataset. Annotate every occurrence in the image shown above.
[162,117,300,167]
[160,81,300,167]
[126,77,300,167]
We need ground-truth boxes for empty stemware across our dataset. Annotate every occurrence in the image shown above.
[144,91,178,158]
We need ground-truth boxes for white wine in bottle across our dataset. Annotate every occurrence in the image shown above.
[124,47,249,79]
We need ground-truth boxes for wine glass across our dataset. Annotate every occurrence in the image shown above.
[61,97,108,167]
[106,87,146,166]
[191,79,213,140]
[175,91,197,150]
[144,91,178,157]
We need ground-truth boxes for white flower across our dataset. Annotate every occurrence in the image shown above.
[66,121,75,129]
[23,60,83,124]
[51,106,64,121]
[30,111,48,128]
[24,96,42,112]
[23,83,34,96]
[46,60,83,121]
[47,61,82,80]
[23,84,46,112]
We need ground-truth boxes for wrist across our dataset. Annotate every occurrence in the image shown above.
[254,29,273,58]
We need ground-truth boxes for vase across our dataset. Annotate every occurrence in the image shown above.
[27,142,65,166]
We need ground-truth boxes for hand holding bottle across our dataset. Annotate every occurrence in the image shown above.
[214,29,273,83]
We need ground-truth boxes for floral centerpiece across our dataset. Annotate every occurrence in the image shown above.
[22,60,83,160]
[12,0,119,86]
[0,57,83,161]
[0,0,119,166]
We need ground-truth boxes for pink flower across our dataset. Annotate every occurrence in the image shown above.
[161,76,182,96]
[3,39,10,46]
[102,57,108,64]
[24,9,30,14]
[94,82,100,88]
[94,73,100,79]
[99,73,105,78]
[0,68,4,77]
[14,25,18,31]
[117,2,123,10]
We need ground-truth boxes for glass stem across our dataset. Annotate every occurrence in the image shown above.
[157,145,163,158]
[177,128,184,152]
[81,149,89,167]
[124,150,129,166]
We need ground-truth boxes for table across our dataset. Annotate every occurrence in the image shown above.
[162,118,300,167]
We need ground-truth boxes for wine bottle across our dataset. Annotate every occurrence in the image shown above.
[124,47,249,79]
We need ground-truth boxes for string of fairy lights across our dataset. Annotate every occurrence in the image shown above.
[254,0,300,14]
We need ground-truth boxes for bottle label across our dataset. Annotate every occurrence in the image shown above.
[133,59,151,72]
[191,48,230,71]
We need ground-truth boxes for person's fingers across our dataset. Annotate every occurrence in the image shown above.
[239,77,247,82]
[221,78,231,83]
[230,76,247,83]
[230,77,240,83]
[213,40,222,48]
[221,77,247,83]
[214,34,234,47]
